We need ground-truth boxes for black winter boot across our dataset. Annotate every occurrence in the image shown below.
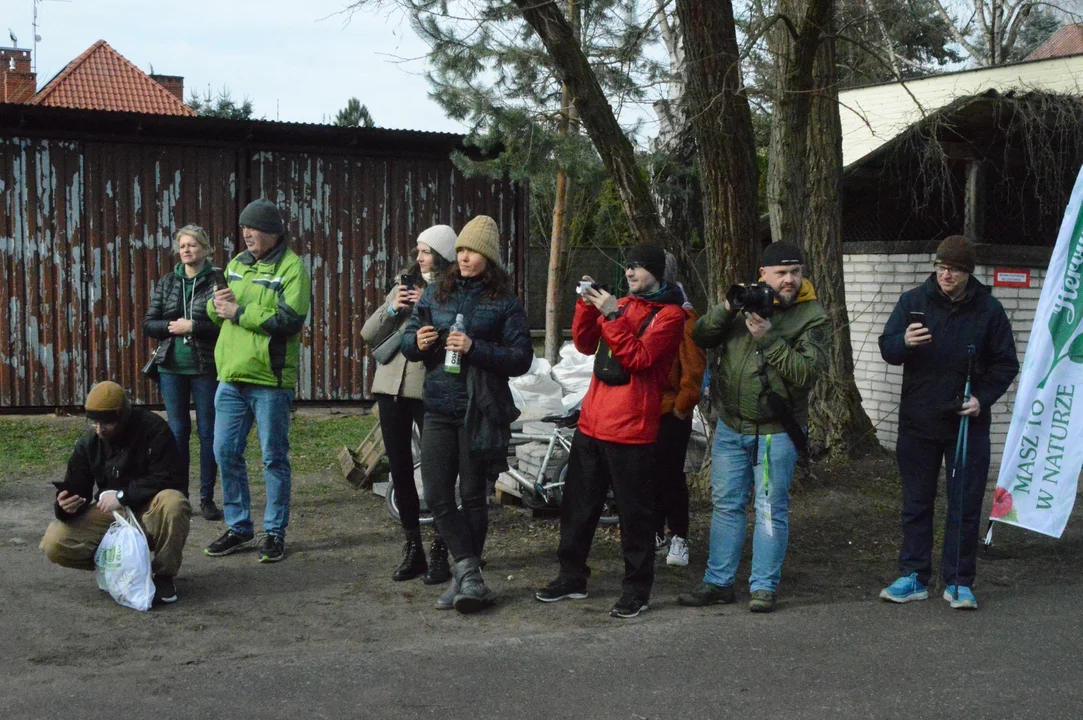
[452,557,493,614]
[423,535,452,585]
[392,528,428,582]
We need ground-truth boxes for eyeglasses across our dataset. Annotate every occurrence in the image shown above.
[626,262,645,271]
[935,264,967,277]
[86,419,119,430]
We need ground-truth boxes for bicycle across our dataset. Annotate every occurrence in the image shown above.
[384,411,618,526]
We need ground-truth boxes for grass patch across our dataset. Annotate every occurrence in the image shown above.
[190,412,378,478]
[0,419,86,477]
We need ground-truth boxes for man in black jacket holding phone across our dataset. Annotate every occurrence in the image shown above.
[878,236,1018,610]
[40,381,191,605]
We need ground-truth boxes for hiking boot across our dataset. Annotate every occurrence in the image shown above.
[534,577,588,603]
[435,578,459,610]
[677,581,735,607]
[200,500,223,522]
[666,535,689,567]
[393,530,428,582]
[204,529,255,557]
[943,585,978,610]
[749,589,777,613]
[152,575,178,605]
[610,594,649,619]
[423,536,451,585]
[654,533,669,554]
[880,573,929,603]
[452,557,493,614]
[258,534,286,563]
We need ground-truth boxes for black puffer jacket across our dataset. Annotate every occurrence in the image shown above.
[879,274,1019,440]
[402,276,533,416]
[55,407,188,521]
[143,265,220,375]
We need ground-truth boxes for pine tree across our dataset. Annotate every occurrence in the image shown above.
[186,85,255,120]
[334,98,376,127]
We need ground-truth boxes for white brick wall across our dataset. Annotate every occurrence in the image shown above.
[843,253,1044,467]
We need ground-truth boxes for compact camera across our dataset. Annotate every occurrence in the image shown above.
[726,282,777,318]
[576,280,603,295]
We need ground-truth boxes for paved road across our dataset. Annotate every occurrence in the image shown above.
[4,582,1080,720]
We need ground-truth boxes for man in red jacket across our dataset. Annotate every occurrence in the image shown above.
[535,244,685,619]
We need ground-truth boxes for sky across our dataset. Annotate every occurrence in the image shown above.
[3,0,468,132]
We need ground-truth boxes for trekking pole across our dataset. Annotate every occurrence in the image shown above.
[950,345,976,600]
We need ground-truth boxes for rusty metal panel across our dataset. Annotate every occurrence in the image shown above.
[0,114,526,409]
[83,142,241,406]
[0,137,86,408]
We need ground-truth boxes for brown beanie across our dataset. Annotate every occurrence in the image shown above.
[85,381,129,423]
[455,215,501,265]
[935,235,975,273]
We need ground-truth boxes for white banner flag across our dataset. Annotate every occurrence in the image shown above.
[992,165,1083,538]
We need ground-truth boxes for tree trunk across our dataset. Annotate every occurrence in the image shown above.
[512,0,672,247]
[545,167,572,365]
[804,0,878,458]
[674,0,760,297]
[766,0,832,249]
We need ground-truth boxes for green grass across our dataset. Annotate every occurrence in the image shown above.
[191,412,378,477]
[0,419,86,476]
[0,413,377,488]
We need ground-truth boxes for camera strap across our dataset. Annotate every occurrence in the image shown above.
[755,351,808,455]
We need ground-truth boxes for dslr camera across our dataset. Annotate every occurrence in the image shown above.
[726,283,777,318]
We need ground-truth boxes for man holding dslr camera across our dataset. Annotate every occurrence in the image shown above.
[678,241,829,613]
[535,244,685,619]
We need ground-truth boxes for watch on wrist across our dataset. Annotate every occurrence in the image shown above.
[116,490,125,504]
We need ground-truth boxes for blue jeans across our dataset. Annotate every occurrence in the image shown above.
[704,419,799,593]
[213,381,294,539]
[159,372,218,504]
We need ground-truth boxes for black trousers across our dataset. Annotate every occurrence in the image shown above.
[653,412,692,539]
[420,411,488,562]
[557,430,657,600]
[376,394,426,531]
[896,430,991,588]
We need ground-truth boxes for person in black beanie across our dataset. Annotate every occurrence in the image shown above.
[535,243,685,619]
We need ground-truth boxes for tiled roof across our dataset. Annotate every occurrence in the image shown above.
[30,40,194,116]
[1025,24,1083,61]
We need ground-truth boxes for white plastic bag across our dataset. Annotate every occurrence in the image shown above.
[509,357,566,424]
[94,508,155,612]
[551,341,594,395]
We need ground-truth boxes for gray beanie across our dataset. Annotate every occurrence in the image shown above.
[417,224,458,263]
[239,199,285,236]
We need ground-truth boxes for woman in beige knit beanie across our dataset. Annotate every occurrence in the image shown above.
[399,214,533,615]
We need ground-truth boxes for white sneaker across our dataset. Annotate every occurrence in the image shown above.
[654,533,670,554]
[666,535,689,566]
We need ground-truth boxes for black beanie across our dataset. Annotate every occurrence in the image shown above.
[625,244,666,283]
[761,241,804,267]
[239,199,285,236]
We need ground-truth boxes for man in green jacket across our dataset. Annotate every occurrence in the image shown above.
[678,241,829,613]
[203,199,311,563]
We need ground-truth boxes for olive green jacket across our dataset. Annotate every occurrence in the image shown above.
[693,279,830,436]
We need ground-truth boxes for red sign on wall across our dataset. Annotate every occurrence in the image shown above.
[994,268,1031,288]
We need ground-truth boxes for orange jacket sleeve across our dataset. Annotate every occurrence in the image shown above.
[673,310,707,416]
[572,299,603,355]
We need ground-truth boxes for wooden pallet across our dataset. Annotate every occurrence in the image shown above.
[336,419,387,490]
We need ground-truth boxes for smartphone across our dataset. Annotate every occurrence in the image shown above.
[212,268,228,292]
[51,480,77,495]
[400,274,417,289]
[417,305,433,328]
[907,311,925,327]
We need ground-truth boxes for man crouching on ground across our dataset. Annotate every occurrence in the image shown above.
[40,381,191,605]
[534,244,685,619]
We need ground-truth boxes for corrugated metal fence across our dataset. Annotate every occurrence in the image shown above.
[0,106,526,409]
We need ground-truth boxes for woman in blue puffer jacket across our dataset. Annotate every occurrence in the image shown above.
[402,215,533,615]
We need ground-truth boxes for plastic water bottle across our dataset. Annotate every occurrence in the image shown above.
[444,313,465,374]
